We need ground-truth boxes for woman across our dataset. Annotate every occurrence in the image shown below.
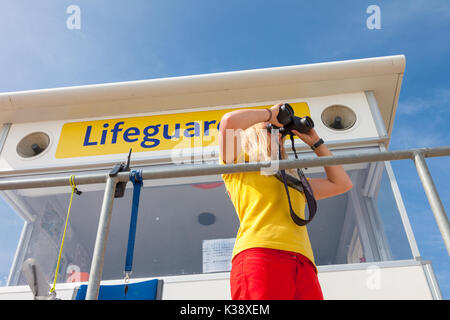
[218,103,353,300]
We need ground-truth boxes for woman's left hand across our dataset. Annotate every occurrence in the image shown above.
[292,128,354,200]
[291,128,321,147]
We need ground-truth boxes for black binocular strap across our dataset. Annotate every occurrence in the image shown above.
[278,134,317,226]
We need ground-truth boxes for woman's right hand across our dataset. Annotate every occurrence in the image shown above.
[268,103,284,128]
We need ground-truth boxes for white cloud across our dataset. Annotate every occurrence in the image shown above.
[397,88,450,116]
[381,0,450,27]
[391,124,442,149]
[392,87,450,149]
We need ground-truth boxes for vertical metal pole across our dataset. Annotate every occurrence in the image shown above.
[0,123,12,155]
[413,152,450,256]
[85,176,118,300]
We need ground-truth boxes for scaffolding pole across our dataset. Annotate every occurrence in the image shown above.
[413,153,450,255]
[85,176,118,300]
[0,145,449,299]
[1,146,450,190]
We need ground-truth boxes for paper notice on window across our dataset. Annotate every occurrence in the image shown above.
[202,238,236,273]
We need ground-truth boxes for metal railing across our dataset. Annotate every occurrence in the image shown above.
[1,145,449,299]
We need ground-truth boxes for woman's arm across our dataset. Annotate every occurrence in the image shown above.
[219,104,283,164]
[292,128,353,200]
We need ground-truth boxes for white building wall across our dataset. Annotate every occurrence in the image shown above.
[0,261,437,300]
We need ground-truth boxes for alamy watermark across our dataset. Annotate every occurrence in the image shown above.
[169,124,281,174]
[64,5,381,32]
[66,5,81,30]
[367,5,381,30]
[366,265,382,290]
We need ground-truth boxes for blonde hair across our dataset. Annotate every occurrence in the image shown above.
[238,122,297,177]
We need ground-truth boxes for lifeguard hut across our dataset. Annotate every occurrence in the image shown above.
[0,55,446,299]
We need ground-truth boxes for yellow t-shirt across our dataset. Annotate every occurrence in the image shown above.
[220,154,317,271]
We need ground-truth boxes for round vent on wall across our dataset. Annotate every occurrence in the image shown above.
[321,105,357,131]
[16,132,50,158]
[198,212,216,226]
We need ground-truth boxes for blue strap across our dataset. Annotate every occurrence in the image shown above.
[125,170,143,273]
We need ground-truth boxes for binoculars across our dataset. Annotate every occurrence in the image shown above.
[266,103,314,136]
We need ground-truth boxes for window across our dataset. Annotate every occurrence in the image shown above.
[2,150,415,285]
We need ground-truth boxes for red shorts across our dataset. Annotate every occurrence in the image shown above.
[230,247,324,300]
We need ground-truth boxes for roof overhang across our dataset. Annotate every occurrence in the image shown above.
[0,55,405,137]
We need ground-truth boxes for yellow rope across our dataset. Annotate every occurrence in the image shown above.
[49,175,77,294]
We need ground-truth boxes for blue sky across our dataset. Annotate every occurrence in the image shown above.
[0,0,449,298]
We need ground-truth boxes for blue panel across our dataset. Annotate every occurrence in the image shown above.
[75,279,159,300]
